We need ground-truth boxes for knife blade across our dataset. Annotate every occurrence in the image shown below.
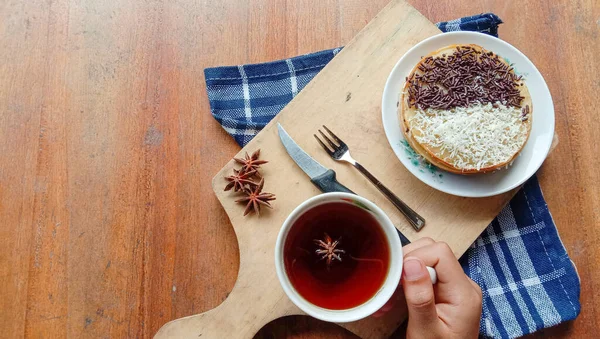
[277,123,354,194]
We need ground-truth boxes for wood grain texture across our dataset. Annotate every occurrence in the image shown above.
[0,1,597,339]
[157,1,476,337]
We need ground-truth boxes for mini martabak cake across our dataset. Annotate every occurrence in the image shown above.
[400,44,532,174]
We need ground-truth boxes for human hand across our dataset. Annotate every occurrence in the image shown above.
[402,237,482,339]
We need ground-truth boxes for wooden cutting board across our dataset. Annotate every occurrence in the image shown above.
[155,0,525,338]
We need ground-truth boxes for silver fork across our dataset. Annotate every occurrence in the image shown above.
[314,126,425,231]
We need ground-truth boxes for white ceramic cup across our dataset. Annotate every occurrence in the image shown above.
[275,192,436,323]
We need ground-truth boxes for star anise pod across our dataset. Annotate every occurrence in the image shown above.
[314,233,345,267]
[234,149,268,177]
[224,169,258,192]
[235,178,276,216]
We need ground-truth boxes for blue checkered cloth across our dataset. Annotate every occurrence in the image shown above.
[204,13,580,339]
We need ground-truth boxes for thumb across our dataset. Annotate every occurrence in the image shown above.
[402,257,438,327]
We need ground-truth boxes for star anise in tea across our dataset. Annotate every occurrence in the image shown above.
[224,169,258,192]
[314,233,345,267]
[234,149,268,177]
[235,178,276,216]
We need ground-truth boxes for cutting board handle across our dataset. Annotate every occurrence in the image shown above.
[154,277,300,338]
[154,299,252,338]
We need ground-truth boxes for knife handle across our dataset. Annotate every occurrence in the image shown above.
[311,169,355,194]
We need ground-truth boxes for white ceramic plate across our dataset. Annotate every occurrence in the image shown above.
[382,31,554,198]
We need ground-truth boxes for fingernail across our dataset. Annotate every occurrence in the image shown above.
[403,257,425,281]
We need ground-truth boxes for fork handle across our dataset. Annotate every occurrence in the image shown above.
[353,162,425,231]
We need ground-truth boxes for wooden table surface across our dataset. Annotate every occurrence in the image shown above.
[1,0,598,338]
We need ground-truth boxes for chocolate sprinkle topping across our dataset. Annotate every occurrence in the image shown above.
[521,104,530,121]
[406,45,525,110]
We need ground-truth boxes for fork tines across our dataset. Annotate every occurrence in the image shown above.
[314,125,345,155]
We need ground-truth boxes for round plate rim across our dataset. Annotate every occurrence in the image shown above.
[381,31,555,198]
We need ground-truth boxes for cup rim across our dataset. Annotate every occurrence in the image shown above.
[274,192,403,323]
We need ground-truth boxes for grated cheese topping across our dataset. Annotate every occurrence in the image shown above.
[408,102,528,171]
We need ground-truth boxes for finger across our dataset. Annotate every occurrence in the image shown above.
[404,242,471,288]
[469,278,483,299]
[402,237,435,255]
[401,256,439,326]
[375,237,436,319]
[372,300,394,318]
[372,285,403,317]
